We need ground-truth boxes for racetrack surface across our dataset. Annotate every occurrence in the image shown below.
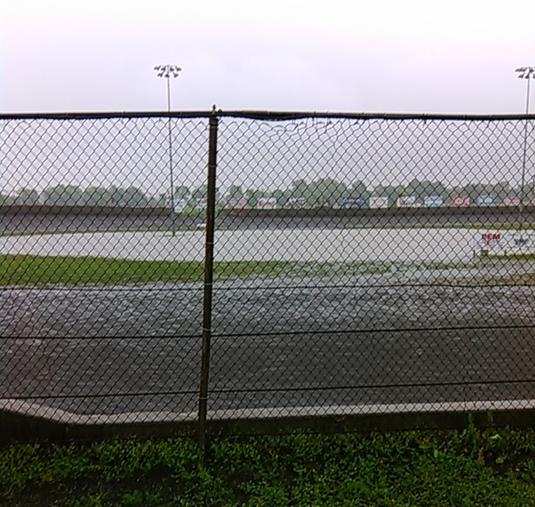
[2,274,534,418]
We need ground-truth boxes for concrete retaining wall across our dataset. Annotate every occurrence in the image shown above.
[2,399,535,442]
[2,205,534,235]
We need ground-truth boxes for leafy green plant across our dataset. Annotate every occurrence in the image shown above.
[2,430,535,506]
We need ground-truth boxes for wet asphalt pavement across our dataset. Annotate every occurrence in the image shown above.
[1,276,535,416]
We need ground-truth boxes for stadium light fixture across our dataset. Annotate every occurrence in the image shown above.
[515,66,535,234]
[514,67,535,233]
[154,64,182,236]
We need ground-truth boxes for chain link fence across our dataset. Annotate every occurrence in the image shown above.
[1,111,534,440]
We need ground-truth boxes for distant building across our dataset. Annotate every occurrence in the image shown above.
[424,195,444,208]
[193,197,208,210]
[396,196,420,208]
[369,196,389,209]
[224,196,248,210]
[173,198,188,212]
[340,196,368,209]
[450,195,471,207]
[257,197,277,209]
[502,196,521,207]
[476,194,497,207]
[286,197,306,209]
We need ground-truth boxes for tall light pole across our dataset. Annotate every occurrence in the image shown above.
[515,66,535,231]
[154,64,182,236]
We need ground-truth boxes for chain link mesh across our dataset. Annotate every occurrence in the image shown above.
[1,113,534,429]
[212,116,535,421]
[1,116,208,422]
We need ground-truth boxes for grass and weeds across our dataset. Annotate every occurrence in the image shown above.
[490,253,535,261]
[0,255,393,286]
[440,273,535,287]
[0,255,285,286]
[1,427,535,505]
[343,223,535,231]
[2,253,535,287]
[404,260,477,271]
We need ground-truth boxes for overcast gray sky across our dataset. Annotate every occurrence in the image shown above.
[2,0,535,114]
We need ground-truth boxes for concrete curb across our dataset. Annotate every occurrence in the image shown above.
[2,398,535,441]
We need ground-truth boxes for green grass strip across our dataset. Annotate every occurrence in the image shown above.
[342,223,535,230]
[0,255,296,286]
[1,428,535,506]
[0,255,393,286]
[0,254,506,287]
[487,253,535,261]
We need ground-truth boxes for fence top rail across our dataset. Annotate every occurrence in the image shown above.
[1,110,535,121]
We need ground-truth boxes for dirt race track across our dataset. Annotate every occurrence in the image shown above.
[1,277,534,418]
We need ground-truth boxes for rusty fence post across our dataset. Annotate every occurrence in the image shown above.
[198,108,219,454]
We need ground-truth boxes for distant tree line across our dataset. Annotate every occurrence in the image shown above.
[1,178,535,209]
[0,185,164,207]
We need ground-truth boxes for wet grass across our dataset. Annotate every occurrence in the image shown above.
[343,223,535,230]
[0,255,392,286]
[490,253,535,261]
[0,254,526,287]
[441,273,535,287]
[431,256,535,286]
[405,260,477,270]
[0,255,288,286]
[2,427,535,506]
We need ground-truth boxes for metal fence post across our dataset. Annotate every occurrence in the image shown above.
[198,108,219,453]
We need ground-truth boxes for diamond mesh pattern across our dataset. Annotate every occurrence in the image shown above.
[212,115,535,419]
[1,112,534,428]
[1,116,207,422]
